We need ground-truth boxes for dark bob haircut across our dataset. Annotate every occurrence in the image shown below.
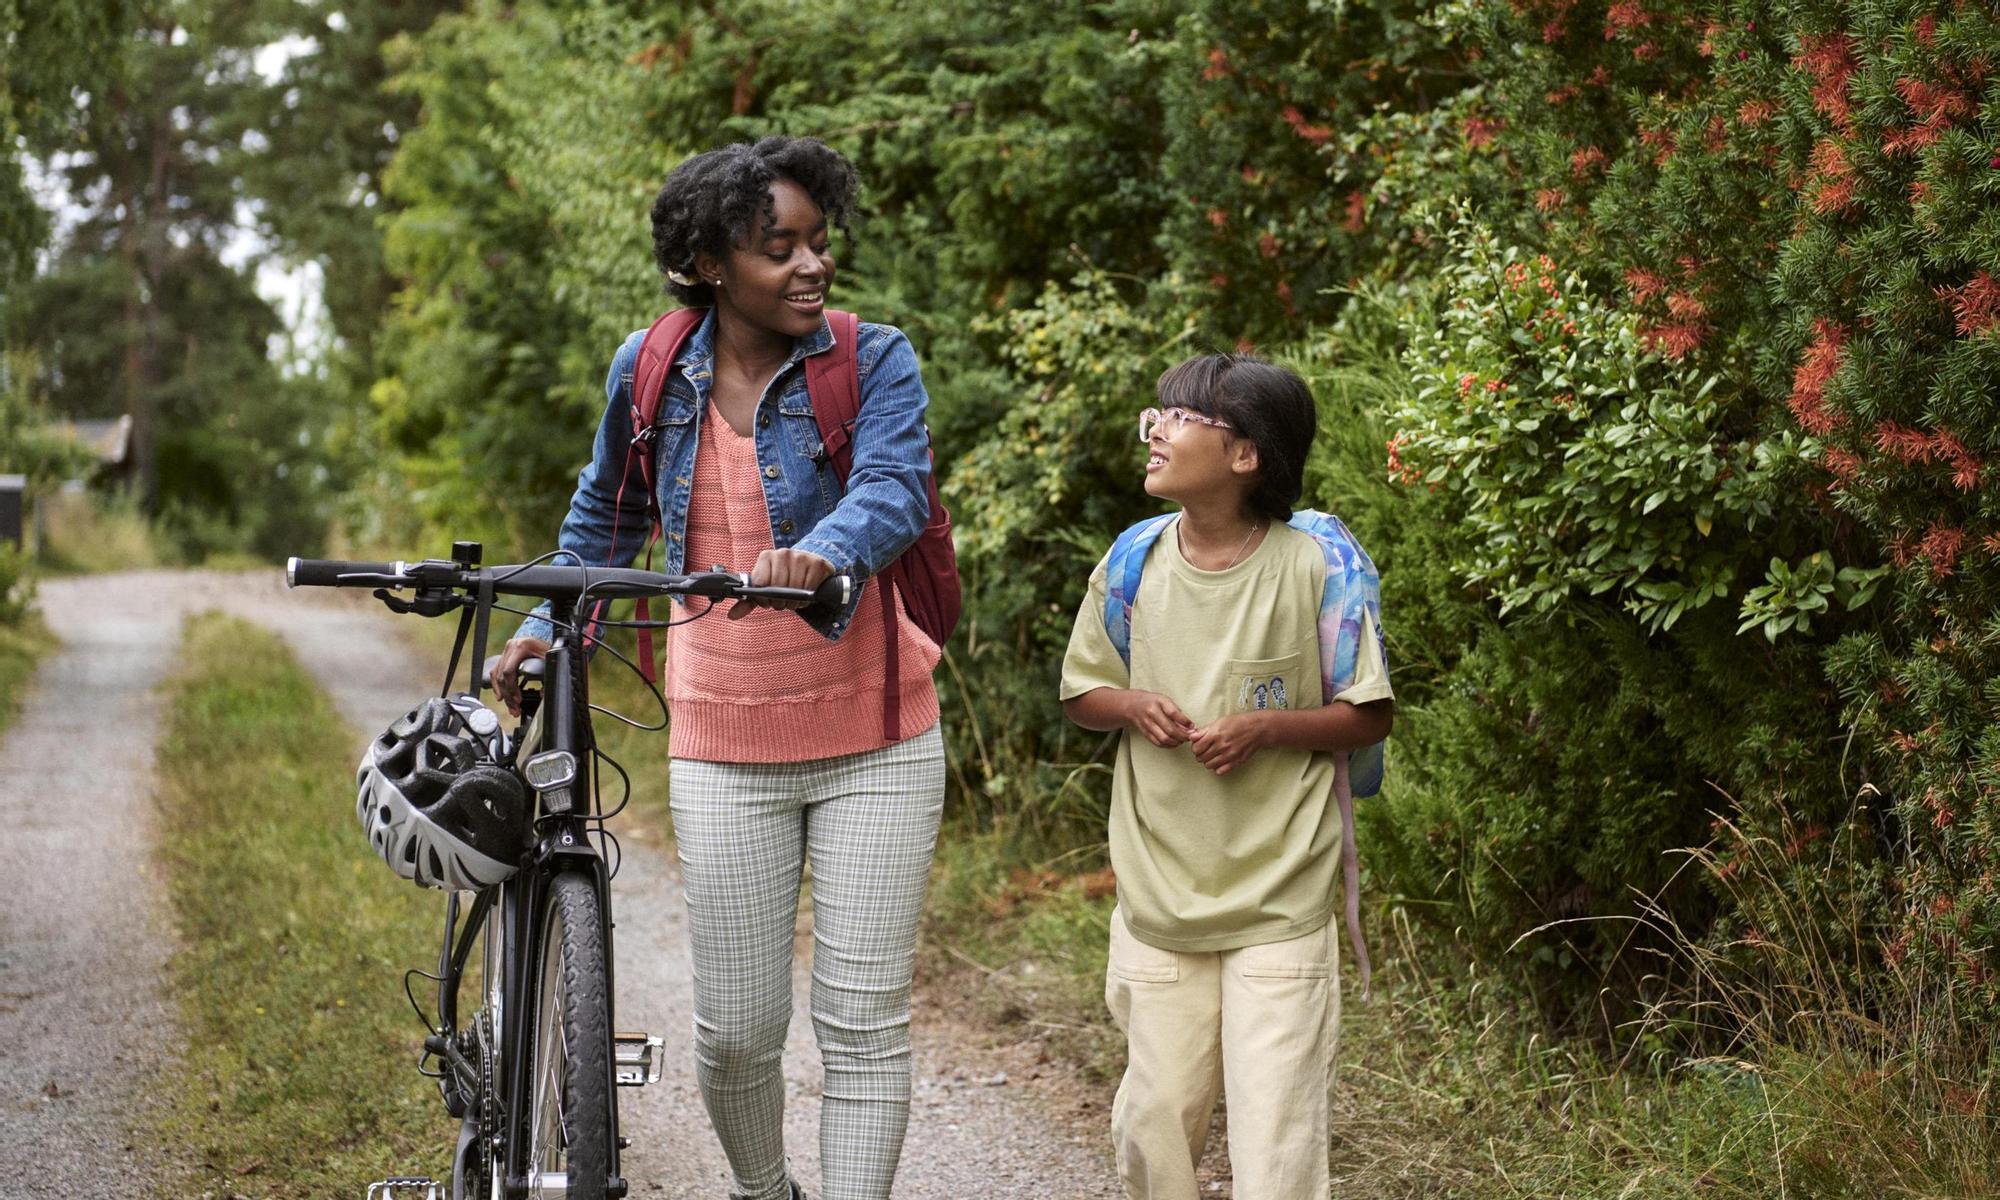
[1155,354,1317,522]
[649,136,860,306]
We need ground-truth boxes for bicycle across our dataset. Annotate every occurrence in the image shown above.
[290,542,851,1200]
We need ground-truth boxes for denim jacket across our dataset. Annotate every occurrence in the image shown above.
[515,309,933,644]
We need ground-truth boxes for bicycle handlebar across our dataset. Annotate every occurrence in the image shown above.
[285,555,855,611]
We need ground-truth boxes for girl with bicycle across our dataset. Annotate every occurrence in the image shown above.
[494,136,944,1200]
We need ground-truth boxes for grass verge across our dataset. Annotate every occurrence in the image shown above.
[0,612,50,736]
[150,613,449,1196]
[923,828,1124,1082]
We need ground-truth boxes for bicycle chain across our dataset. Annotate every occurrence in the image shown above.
[453,1008,498,1200]
[476,1009,499,1155]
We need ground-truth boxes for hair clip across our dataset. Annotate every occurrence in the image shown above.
[666,268,697,287]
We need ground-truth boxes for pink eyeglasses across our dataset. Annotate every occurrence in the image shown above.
[1137,406,1233,442]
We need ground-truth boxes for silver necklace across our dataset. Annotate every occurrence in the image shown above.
[1179,517,1264,570]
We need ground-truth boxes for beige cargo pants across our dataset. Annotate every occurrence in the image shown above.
[1104,906,1340,1199]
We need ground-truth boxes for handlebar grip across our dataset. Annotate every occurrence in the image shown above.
[812,575,853,611]
[286,557,401,588]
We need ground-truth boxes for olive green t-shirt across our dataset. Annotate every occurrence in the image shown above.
[1060,518,1391,952]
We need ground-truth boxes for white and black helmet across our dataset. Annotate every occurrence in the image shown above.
[356,695,531,891]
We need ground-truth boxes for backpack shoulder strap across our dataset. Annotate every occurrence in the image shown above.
[1100,514,1177,667]
[607,307,704,688]
[1286,509,1386,798]
[804,310,862,475]
[1287,508,1387,1000]
[801,311,901,739]
[628,307,708,496]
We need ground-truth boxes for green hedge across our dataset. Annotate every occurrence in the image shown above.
[353,0,2000,1031]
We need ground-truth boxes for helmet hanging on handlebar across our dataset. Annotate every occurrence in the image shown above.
[356,695,532,891]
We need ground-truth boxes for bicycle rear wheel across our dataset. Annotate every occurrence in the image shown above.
[525,871,611,1199]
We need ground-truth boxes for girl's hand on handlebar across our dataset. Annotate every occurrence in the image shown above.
[729,548,835,619]
[493,636,551,717]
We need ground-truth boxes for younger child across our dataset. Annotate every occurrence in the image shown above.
[1060,354,1393,1198]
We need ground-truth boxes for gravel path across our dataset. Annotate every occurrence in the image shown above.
[0,569,1121,1197]
[0,574,194,1197]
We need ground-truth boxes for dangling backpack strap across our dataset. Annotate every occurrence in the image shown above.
[606,307,706,683]
[1287,509,1388,1000]
[1331,746,1369,999]
[799,311,903,740]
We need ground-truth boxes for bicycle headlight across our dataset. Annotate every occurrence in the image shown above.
[523,750,576,792]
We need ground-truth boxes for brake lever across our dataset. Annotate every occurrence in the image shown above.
[374,587,464,618]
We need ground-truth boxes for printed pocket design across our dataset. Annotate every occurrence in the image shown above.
[1227,652,1307,715]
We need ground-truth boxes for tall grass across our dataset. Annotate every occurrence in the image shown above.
[33,488,162,574]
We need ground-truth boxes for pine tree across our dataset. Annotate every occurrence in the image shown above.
[5,0,330,556]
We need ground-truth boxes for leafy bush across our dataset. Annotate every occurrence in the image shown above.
[943,270,1192,841]
[1756,2,2000,1020]
[1394,208,1790,633]
[367,4,605,555]
[1356,0,2000,1029]
[350,0,2000,1036]
[1313,219,1875,1019]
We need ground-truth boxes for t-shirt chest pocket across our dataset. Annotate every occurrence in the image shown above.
[1225,649,1313,715]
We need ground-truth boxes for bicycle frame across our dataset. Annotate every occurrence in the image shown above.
[435,597,628,1197]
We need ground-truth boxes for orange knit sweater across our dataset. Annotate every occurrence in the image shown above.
[664,401,941,762]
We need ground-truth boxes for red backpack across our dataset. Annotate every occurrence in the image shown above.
[613,307,960,740]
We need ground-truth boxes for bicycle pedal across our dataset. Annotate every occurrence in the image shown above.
[614,1030,664,1086]
[366,1178,442,1199]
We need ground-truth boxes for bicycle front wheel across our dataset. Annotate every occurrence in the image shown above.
[525,871,611,1199]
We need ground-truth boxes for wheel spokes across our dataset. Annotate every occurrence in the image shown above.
[529,905,572,1198]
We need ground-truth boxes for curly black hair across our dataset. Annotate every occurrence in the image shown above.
[649,136,860,306]
[1156,354,1318,522]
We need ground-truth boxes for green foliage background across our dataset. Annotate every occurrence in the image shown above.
[7,0,1998,1059]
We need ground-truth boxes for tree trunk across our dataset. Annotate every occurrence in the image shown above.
[112,56,172,513]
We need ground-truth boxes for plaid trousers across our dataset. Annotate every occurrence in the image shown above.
[669,724,946,1200]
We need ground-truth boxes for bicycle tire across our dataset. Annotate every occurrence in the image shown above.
[524,871,612,1199]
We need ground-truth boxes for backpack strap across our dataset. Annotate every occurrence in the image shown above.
[607,307,706,682]
[1286,510,1387,798]
[805,310,862,468]
[1101,514,1177,667]
[1287,508,1389,999]
[625,307,708,515]
[801,312,904,741]
[1330,754,1368,998]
